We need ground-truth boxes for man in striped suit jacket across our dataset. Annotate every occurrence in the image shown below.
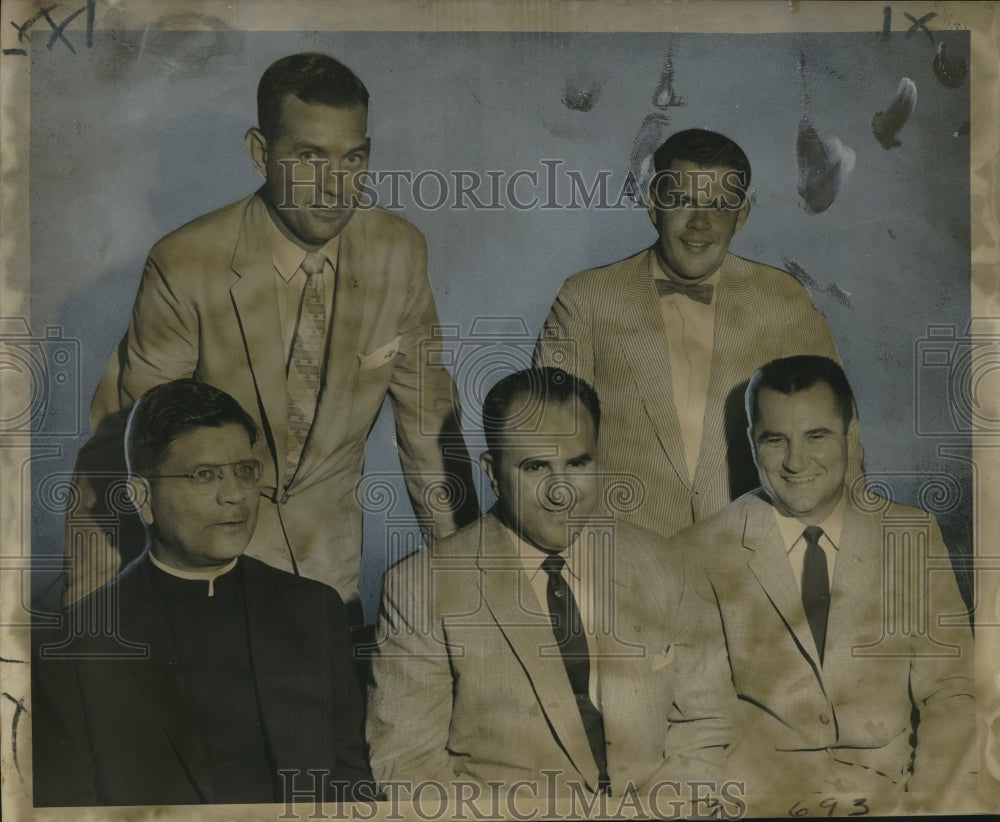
[534,128,842,540]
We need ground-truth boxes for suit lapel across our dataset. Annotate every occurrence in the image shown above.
[692,257,756,492]
[741,495,824,668]
[119,561,215,802]
[476,515,601,790]
[230,195,288,478]
[826,503,880,658]
[617,249,690,486]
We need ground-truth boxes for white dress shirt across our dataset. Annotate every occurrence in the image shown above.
[266,214,340,366]
[772,494,847,594]
[650,253,720,484]
[514,532,601,707]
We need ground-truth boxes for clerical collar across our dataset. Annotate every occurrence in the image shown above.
[148,551,239,598]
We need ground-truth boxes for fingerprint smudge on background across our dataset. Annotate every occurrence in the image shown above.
[933,42,968,89]
[629,112,673,190]
[780,256,821,289]
[824,282,853,308]
[627,47,684,190]
[561,71,605,113]
[651,49,684,109]
[871,78,917,150]
[795,118,856,215]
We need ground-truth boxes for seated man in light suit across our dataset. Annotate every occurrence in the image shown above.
[534,129,845,541]
[672,356,975,797]
[33,379,371,806]
[366,367,732,799]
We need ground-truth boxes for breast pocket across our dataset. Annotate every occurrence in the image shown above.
[358,335,402,372]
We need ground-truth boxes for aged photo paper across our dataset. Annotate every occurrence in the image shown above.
[1,0,998,819]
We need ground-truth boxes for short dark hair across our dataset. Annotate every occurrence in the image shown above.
[746,356,856,432]
[257,52,369,140]
[125,379,260,478]
[482,367,600,455]
[652,128,751,201]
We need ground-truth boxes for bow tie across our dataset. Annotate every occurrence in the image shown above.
[655,278,714,305]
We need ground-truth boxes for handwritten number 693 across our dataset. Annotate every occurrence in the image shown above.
[788,797,870,817]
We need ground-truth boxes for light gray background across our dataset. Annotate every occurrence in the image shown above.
[29,30,972,618]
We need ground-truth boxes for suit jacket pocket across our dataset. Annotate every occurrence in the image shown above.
[358,336,402,371]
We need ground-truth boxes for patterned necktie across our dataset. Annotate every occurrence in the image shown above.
[801,526,830,664]
[541,553,611,795]
[285,251,327,483]
[655,277,714,305]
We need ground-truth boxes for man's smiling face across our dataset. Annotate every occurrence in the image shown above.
[647,159,749,282]
[751,382,855,525]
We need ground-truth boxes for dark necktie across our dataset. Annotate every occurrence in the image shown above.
[655,277,714,305]
[286,251,327,483]
[801,526,830,664]
[541,553,610,795]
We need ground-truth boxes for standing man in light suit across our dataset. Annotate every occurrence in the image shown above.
[366,368,732,798]
[71,53,478,614]
[534,129,843,540]
[673,356,975,797]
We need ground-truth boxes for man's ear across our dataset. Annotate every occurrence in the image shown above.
[479,452,499,498]
[746,425,758,460]
[846,415,861,459]
[245,127,268,178]
[734,199,751,233]
[127,476,154,526]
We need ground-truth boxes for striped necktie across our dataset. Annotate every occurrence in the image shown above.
[285,251,327,483]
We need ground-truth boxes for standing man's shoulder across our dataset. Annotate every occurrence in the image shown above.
[556,248,649,298]
[346,205,427,250]
[723,253,820,304]
[148,192,258,259]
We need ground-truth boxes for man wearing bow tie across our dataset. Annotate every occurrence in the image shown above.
[534,129,841,540]
[672,356,975,797]
[70,52,478,614]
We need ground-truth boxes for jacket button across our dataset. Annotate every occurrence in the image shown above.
[819,713,830,725]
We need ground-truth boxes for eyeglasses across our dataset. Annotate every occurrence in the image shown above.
[147,460,263,491]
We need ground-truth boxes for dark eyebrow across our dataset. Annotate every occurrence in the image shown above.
[754,429,784,441]
[805,427,835,436]
[516,456,550,469]
[290,139,371,155]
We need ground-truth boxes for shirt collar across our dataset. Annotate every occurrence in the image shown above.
[772,492,847,554]
[265,210,341,282]
[148,551,240,597]
[508,527,582,583]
